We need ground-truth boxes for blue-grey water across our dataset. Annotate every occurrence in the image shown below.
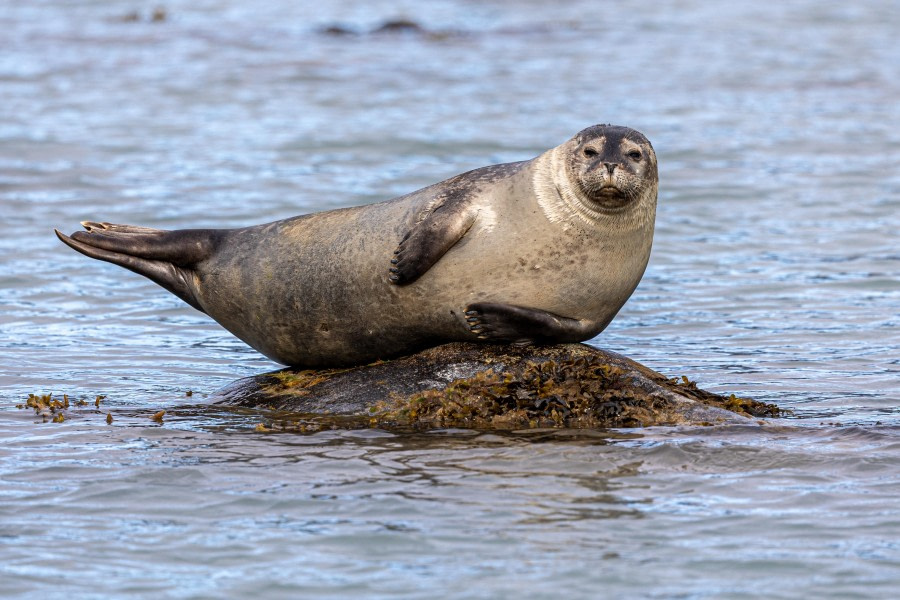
[1,1,898,598]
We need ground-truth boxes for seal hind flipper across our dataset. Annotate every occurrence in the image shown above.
[54,227,214,312]
[80,221,169,234]
[464,302,597,345]
[67,224,220,266]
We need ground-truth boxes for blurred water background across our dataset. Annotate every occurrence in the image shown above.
[1,1,898,598]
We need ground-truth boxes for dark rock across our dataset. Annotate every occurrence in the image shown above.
[212,343,782,431]
[318,19,460,41]
[319,24,358,36]
[371,19,425,34]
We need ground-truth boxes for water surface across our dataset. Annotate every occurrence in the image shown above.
[1,1,898,597]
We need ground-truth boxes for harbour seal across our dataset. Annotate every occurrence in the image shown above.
[56,124,658,367]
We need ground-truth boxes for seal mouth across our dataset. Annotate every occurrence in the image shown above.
[587,185,631,210]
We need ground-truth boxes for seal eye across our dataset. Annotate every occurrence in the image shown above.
[583,148,598,158]
[627,150,642,161]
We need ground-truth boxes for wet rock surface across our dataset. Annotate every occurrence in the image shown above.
[213,343,782,431]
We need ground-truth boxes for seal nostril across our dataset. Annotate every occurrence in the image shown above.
[604,163,616,175]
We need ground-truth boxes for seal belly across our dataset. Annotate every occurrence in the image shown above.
[412,212,653,336]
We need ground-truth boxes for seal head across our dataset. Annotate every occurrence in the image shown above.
[534,124,657,228]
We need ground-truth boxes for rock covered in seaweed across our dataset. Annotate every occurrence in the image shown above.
[212,343,781,431]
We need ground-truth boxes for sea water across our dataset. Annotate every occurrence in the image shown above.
[1,1,898,597]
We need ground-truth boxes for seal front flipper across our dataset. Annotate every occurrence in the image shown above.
[464,302,597,346]
[388,160,531,285]
[389,196,477,285]
[55,223,223,313]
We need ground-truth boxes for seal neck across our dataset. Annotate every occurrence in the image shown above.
[531,148,656,233]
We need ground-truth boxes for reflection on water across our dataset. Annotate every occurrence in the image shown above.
[1,0,898,597]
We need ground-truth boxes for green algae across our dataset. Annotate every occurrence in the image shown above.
[265,368,352,395]
[16,392,105,423]
[14,345,785,433]
[368,357,678,430]
[667,375,785,418]
[15,392,172,425]
[248,350,786,433]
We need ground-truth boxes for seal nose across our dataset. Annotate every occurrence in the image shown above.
[603,162,617,175]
